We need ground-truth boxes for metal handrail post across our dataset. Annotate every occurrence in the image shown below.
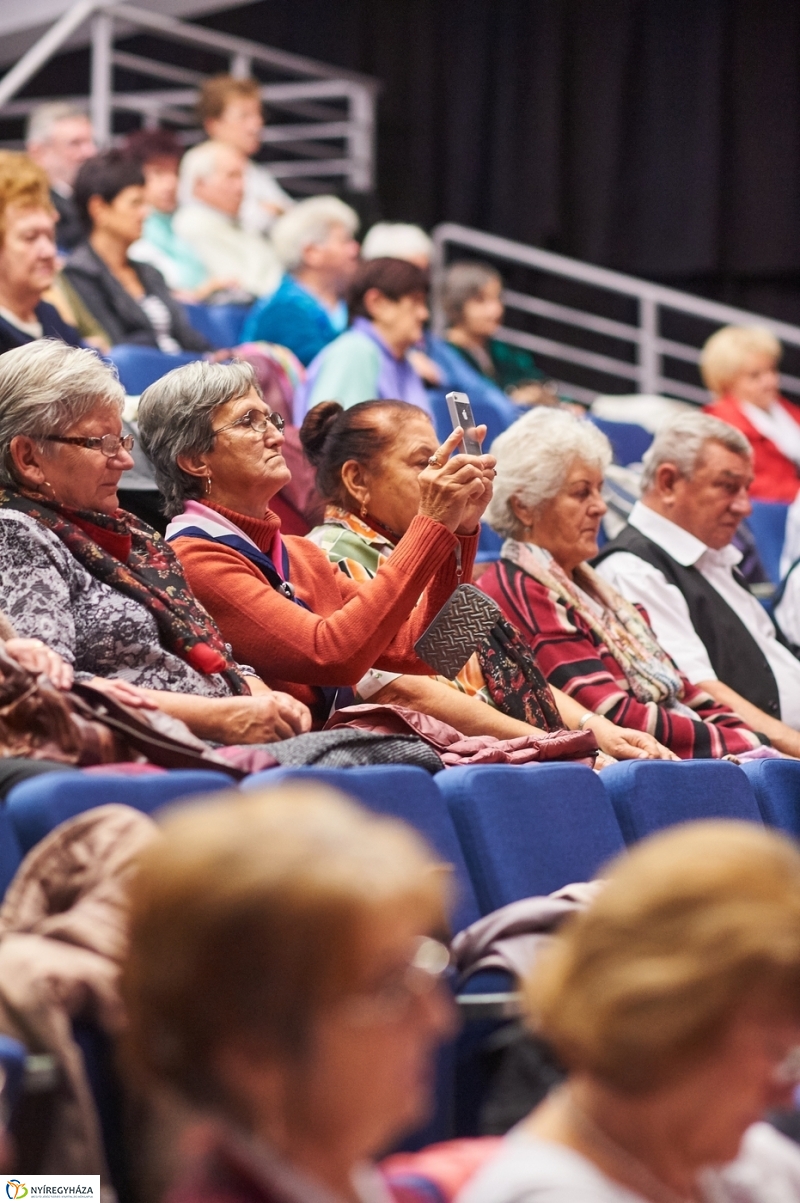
[638,296,659,394]
[0,0,99,110]
[347,83,375,192]
[90,10,113,146]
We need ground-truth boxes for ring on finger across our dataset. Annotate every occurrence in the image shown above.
[428,454,443,467]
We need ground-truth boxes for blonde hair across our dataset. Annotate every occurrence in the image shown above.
[198,75,261,124]
[0,151,54,245]
[121,786,447,1107]
[700,325,782,395]
[527,821,800,1094]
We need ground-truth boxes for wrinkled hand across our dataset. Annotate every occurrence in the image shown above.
[88,676,160,709]
[586,715,678,761]
[417,427,496,533]
[219,691,312,744]
[5,638,74,690]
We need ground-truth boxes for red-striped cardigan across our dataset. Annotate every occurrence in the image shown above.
[479,558,764,760]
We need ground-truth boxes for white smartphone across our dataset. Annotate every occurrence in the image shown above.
[446,391,483,455]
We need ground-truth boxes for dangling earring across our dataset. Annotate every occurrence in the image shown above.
[39,480,54,500]
[360,493,369,520]
[204,474,212,496]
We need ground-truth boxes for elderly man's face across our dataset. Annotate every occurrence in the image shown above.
[659,441,754,550]
[29,116,96,189]
[0,204,57,302]
[194,145,246,217]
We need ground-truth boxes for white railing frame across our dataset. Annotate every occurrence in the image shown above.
[0,0,379,193]
[432,223,800,405]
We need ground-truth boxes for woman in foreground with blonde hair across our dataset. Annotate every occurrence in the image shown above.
[121,785,455,1203]
[702,323,800,502]
[459,820,800,1203]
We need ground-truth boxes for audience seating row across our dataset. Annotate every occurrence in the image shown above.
[4,756,798,920]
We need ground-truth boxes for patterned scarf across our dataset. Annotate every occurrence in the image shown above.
[0,489,249,695]
[502,539,684,706]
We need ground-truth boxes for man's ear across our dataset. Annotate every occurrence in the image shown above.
[654,461,681,498]
[8,435,47,490]
[176,450,211,481]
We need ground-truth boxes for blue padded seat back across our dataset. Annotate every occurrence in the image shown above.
[739,759,800,835]
[0,804,24,897]
[243,765,480,933]
[105,346,203,394]
[182,304,249,349]
[588,416,653,466]
[6,769,236,853]
[0,1034,26,1116]
[436,764,626,915]
[599,760,762,844]
[746,502,789,585]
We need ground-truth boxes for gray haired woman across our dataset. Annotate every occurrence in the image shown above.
[479,406,763,759]
[442,261,546,401]
[0,339,311,745]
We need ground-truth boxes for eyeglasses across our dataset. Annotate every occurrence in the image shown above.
[338,937,451,1027]
[212,408,285,437]
[42,433,135,458]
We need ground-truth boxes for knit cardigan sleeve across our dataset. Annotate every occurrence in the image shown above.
[479,559,764,760]
[172,514,478,687]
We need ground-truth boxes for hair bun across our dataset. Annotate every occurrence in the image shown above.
[300,401,343,466]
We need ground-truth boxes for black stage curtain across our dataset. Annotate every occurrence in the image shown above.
[196,0,800,322]
[20,0,800,321]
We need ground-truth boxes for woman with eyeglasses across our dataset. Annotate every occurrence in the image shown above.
[121,784,455,1203]
[137,358,498,729]
[0,339,312,746]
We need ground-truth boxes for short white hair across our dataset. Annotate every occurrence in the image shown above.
[0,341,124,486]
[26,102,89,147]
[485,408,612,538]
[271,196,359,271]
[361,222,432,264]
[640,412,752,493]
[178,140,237,205]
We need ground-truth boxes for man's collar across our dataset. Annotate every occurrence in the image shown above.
[50,181,72,199]
[628,501,742,567]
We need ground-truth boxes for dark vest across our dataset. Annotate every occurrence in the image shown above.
[593,524,781,717]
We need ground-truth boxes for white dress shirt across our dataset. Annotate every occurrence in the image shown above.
[595,501,800,728]
[240,161,294,236]
[172,202,281,299]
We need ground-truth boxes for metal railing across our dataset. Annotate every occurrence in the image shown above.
[0,0,378,194]
[432,223,800,405]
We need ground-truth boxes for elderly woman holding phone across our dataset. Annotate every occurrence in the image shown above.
[137,360,499,729]
[303,399,674,761]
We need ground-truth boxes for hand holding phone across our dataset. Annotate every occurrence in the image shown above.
[446,391,483,456]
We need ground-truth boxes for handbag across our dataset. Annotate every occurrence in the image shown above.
[414,584,503,678]
[0,644,246,776]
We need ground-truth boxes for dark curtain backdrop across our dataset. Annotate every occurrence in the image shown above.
[193,0,800,321]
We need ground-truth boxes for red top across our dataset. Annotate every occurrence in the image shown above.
[172,504,477,712]
[703,394,800,503]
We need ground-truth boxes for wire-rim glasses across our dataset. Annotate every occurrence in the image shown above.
[212,409,285,437]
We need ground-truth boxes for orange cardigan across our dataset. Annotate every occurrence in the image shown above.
[172,505,478,708]
[704,394,800,503]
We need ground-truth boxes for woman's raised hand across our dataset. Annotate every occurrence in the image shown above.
[417,426,496,534]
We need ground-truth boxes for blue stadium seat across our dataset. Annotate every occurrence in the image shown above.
[739,758,800,835]
[105,345,203,394]
[5,769,236,853]
[0,1035,26,1118]
[0,804,23,897]
[746,502,789,585]
[242,765,481,933]
[436,764,626,914]
[477,523,503,563]
[599,760,762,844]
[182,304,249,349]
[588,415,653,466]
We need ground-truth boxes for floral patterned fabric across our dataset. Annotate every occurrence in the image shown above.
[308,507,565,732]
[0,491,250,695]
